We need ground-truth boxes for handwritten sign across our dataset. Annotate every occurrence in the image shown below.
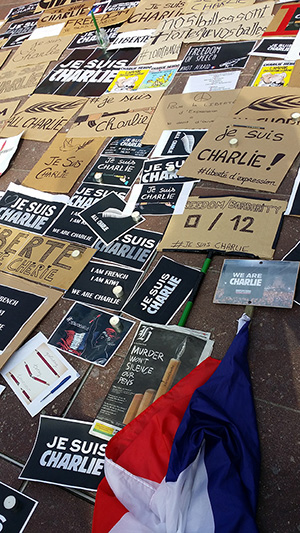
[37,0,94,27]
[120,0,185,32]
[60,9,135,36]
[183,0,255,13]
[0,63,48,100]
[8,35,72,67]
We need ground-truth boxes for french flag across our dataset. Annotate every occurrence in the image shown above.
[92,319,260,533]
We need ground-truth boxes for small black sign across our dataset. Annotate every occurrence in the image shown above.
[252,38,294,57]
[83,154,143,187]
[45,205,99,246]
[69,183,128,210]
[6,19,38,36]
[102,136,154,158]
[0,482,37,533]
[5,2,38,21]
[2,33,31,48]
[141,156,192,184]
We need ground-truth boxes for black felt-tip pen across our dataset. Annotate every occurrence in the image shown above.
[40,376,71,402]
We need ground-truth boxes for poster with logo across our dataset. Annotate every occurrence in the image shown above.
[83,154,143,187]
[101,135,154,158]
[179,41,256,72]
[251,60,294,87]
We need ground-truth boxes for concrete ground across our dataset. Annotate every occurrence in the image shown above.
[0,0,299,531]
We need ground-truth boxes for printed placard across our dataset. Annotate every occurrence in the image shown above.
[45,205,99,246]
[5,2,39,21]
[94,227,162,270]
[108,29,154,49]
[79,192,144,245]
[251,60,294,87]
[2,33,31,48]
[123,256,200,324]
[123,182,194,215]
[83,154,143,187]
[151,129,206,158]
[0,225,96,291]
[157,194,287,259]
[69,182,128,209]
[19,416,108,490]
[59,8,135,36]
[179,41,256,72]
[231,86,300,125]
[49,302,134,366]
[141,156,194,184]
[37,0,94,27]
[0,184,68,234]
[1,332,79,416]
[142,89,239,145]
[0,482,37,533]
[102,135,154,158]
[249,38,294,59]
[1,94,85,142]
[6,19,38,35]
[68,25,120,48]
[213,259,299,307]
[0,273,61,369]
[22,135,105,193]
[64,260,143,310]
[8,35,73,67]
[0,63,48,101]
[263,3,300,37]
[180,118,300,193]
[183,70,241,93]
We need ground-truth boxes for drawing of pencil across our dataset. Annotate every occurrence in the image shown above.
[123,393,143,424]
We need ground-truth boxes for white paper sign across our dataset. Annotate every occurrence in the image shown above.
[183,70,241,93]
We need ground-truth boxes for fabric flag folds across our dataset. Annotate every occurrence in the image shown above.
[92,321,260,533]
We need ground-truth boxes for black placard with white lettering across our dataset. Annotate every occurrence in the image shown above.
[0,190,66,234]
[123,256,200,324]
[80,192,143,245]
[45,205,99,246]
[0,286,45,352]
[35,48,139,97]
[68,25,120,49]
[179,41,256,72]
[94,227,162,269]
[102,135,154,158]
[141,156,193,184]
[64,260,143,310]
[0,482,37,532]
[5,2,38,21]
[252,38,294,57]
[20,416,108,490]
[69,183,128,209]
[83,155,143,187]
[156,130,206,157]
[6,19,38,35]
[2,33,31,48]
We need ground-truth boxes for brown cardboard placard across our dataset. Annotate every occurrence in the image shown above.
[22,134,106,193]
[157,194,287,259]
[287,59,300,86]
[263,3,300,38]
[0,50,11,69]
[0,63,48,101]
[0,224,96,290]
[136,40,182,64]
[120,0,186,32]
[0,272,61,370]
[1,94,85,142]
[37,0,95,27]
[142,89,239,145]
[179,118,300,193]
[231,86,300,124]
[60,8,135,36]
[183,0,255,13]
[8,35,73,67]
[68,90,164,138]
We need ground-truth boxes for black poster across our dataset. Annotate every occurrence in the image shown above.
[2,33,31,48]
[45,205,99,246]
[282,242,300,304]
[141,156,192,184]
[69,183,128,209]
[5,2,39,21]
[49,302,134,365]
[154,130,206,157]
[83,154,143,187]
[123,256,200,324]
[252,38,294,57]
[64,260,143,310]
[68,25,120,49]
[35,48,139,97]
[0,188,66,234]
[94,227,162,269]
[80,192,143,245]
[20,416,108,490]
[178,41,256,72]
[102,136,154,158]
[0,285,45,353]
[0,482,37,533]
[6,19,38,35]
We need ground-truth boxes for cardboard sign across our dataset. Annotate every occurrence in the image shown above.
[38,0,75,9]
[5,2,39,21]
[2,332,79,416]
[68,90,163,138]
[251,60,294,87]
[123,256,200,324]
[0,184,68,234]
[1,94,85,142]
[183,0,255,13]
[249,38,294,59]
[6,19,38,35]
[102,135,154,158]
[49,303,134,366]
[22,134,105,193]
[135,39,182,64]
[35,47,139,98]
[20,416,108,489]
[94,227,162,269]
[59,8,135,35]
[231,86,300,125]
[0,101,20,128]
[282,241,300,304]
[151,129,206,158]
[37,0,94,27]
[45,205,99,246]
[157,194,287,259]
[141,156,194,184]
[0,50,11,69]
[69,182,127,209]
[0,482,37,532]
[79,192,144,245]
[0,63,48,101]
[64,260,143,311]
[142,89,239,145]
[0,225,95,290]
[179,41,256,72]
[0,272,61,369]
[83,154,143,187]
[8,35,72,67]
[213,258,299,307]
[286,59,300,86]
[108,29,154,49]
[120,0,186,32]
[180,118,300,193]
[263,3,300,37]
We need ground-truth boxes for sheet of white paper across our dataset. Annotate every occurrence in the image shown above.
[29,23,65,40]
[0,384,5,395]
[183,70,241,93]
[285,169,300,215]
